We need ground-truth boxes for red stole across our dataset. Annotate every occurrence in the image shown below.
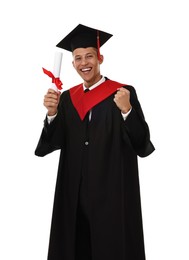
[69,79,126,120]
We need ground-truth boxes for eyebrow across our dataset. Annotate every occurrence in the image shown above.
[74,52,95,58]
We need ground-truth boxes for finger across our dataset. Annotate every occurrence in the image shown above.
[45,93,59,101]
[47,88,57,94]
[118,87,129,93]
[44,97,59,103]
[114,91,124,99]
[44,98,59,107]
[44,101,58,109]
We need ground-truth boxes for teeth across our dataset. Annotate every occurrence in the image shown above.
[82,68,91,72]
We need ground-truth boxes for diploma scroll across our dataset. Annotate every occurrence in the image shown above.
[51,51,63,91]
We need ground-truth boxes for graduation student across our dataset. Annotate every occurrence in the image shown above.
[35,24,155,260]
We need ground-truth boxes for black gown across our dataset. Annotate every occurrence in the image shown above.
[35,79,155,260]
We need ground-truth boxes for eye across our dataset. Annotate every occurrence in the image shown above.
[75,57,81,61]
[86,54,93,59]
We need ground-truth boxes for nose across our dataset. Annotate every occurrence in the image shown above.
[80,57,88,65]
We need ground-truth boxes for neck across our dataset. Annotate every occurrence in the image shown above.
[83,76,105,90]
[84,75,102,88]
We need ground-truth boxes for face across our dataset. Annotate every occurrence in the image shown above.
[72,47,103,88]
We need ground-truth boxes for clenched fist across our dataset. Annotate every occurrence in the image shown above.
[44,89,61,116]
[114,87,132,114]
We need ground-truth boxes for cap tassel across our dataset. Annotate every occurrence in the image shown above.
[97,30,101,60]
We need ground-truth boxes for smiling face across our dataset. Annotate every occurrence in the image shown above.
[72,47,104,88]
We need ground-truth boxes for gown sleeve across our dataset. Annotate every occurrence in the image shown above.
[35,94,65,157]
[122,85,155,157]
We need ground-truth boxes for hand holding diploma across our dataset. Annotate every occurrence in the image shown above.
[43,88,61,116]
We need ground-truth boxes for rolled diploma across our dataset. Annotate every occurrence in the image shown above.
[51,51,63,91]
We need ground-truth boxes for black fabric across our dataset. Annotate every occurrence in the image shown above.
[56,24,113,52]
[75,87,92,260]
[75,186,92,260]
[84,88,90,129]
[35,81,155,260]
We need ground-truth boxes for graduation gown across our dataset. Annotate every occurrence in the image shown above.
[35,78,155,260]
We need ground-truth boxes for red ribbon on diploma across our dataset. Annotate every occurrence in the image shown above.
[42,68,63,90]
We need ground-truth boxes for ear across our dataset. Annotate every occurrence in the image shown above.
[98,55,104,64]
[72,60,75,68]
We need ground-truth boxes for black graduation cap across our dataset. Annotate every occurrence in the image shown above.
[56,24,113,54]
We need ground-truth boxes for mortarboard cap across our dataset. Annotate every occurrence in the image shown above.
[56,24,113,53]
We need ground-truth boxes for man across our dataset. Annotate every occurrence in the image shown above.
[35,24,155,260]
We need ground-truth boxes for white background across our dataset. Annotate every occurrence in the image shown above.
[0,0,189,259]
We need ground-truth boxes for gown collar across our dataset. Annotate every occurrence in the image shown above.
[69,78,126,120]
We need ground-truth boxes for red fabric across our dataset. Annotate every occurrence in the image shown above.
[97,30,101,61]
[69,79,126,120]
[42,68,63,90]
